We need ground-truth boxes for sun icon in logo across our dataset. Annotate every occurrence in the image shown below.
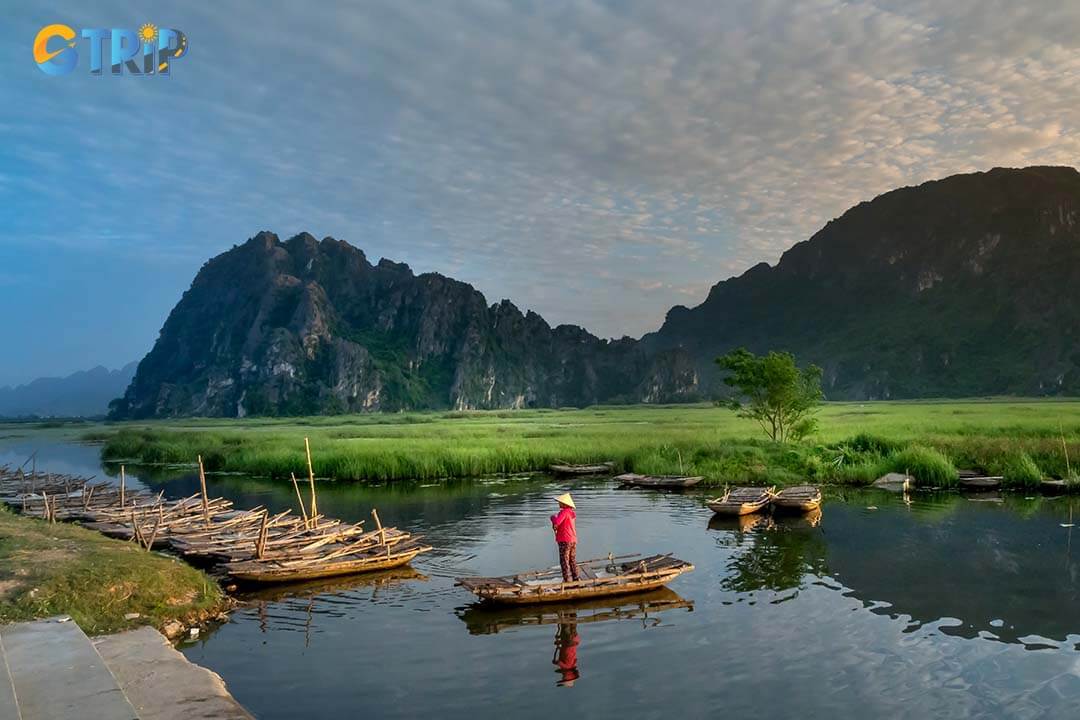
[138,23,158,45]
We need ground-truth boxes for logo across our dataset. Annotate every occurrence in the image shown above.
[34,24,188,76]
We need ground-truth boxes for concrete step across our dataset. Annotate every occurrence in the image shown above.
[0,630,21,720]
[1,616,137,720]
[94,627,253,720]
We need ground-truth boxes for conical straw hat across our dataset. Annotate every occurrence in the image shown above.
[555,493,576,508]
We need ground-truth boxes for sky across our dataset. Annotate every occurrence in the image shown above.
[3,1,1080,386]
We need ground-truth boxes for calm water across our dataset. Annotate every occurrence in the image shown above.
[5,432,1080,718]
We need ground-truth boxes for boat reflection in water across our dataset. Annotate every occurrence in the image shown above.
[709,509,827,599]
[458,588,694,687]
[228,567,428,644]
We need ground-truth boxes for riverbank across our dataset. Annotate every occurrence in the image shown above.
[85,400,1080,488]
[0,506,226,635]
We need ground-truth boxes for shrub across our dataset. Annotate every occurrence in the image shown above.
[996,451,1043,488]
[844,432,901,455]
[888,445,956,487]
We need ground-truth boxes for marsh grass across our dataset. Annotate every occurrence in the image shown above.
[88,400,1080,488]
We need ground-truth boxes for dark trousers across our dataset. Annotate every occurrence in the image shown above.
[558,542,579,582]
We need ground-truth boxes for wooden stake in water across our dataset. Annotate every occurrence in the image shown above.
[1061,422,1072,478]
[291,473,310,528]
[119,465,126,508]
[305,438,318,528]
[197,455,210,526]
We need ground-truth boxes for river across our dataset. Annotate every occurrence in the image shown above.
[3,430,1080,718]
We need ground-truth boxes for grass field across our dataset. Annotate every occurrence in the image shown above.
[0,506,225,635]
[87,400,1080,489]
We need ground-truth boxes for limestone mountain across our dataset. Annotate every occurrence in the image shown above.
[111,165,1080,418]
[644,166,1080,398]
[109,232,694,418]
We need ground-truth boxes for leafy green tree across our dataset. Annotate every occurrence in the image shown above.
[716,348,823,442]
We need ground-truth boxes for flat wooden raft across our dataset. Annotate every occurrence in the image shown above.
[707,486,775,516]
[457,553,694,605]
[615,473,703,489]
[550,462,615,476]
[772,485,822,512]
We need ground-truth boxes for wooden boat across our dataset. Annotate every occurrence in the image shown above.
[706,486,774,516]
[458,587,693,635]
[771,485,822,513]
[235,567,428,603]
[615,473,703,489]
[958,474,1003,490]
[225,538,433,583]
[457,553,694,605]
[550,462,615,476]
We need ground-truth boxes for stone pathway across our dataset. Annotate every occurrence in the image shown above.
[0,617,252,720]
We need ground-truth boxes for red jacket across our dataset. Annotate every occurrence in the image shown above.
[551,507,577,543]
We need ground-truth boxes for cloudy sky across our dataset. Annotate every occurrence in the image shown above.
[2,1,1079,385]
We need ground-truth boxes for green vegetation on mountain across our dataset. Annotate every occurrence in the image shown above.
[647,166,1080,399]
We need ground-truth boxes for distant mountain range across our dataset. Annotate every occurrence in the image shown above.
[0,363,137,418]
[109,165,1080,418]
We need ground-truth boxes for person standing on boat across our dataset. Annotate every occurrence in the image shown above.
[551,493,579,582]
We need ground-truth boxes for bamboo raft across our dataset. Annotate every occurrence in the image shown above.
[707,486,775,516]
[771,485,823,513]
[549,462,615,476]
[457,553,694,605]
[615,473,703,489]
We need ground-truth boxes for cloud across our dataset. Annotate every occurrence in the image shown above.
[5,0,1080,350]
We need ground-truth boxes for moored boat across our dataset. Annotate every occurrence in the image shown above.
[615,473,703,489]
[550,462,615,476]
[957,474,1003,490]
[771,485,822,513]
[706,486,774,516]
[456,553,694,605]
[225,539,432,583]
[457,587,693,635]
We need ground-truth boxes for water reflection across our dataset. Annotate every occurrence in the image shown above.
[553,622,580,687]
[458,589,693,688]
[710,511,828,598]
[225,568,429,644]
[458,588,694,635]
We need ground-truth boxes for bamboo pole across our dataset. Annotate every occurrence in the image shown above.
[119,465,126,507]
[371,508,387,545]
[305,438,318,528]
[291,473,310,528]
[371,508,390,557]
[256,510,269,559]
[197,455,210,526]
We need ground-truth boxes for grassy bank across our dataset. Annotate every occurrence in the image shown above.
[86,401,1080,489]
[0,507,225,635]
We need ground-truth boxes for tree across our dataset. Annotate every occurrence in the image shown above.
[716,348,823,442]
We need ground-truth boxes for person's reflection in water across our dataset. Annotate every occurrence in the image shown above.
[552,620,581,687]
